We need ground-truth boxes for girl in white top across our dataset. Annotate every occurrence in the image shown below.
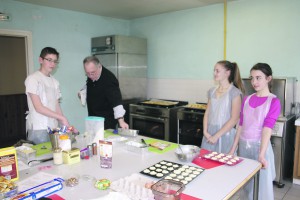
[201,60,244,153]
[25,47,70,144]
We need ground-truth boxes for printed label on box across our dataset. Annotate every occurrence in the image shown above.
[99,140,112,168]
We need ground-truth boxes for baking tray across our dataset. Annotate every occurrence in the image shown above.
[203,151,243,166]
[163,165,205,185]
[183,103,207,111]
[118,128,139,137]
[140,160,182,179]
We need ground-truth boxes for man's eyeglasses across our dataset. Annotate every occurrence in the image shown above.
[86,71,97,77]
[43,57,59,64]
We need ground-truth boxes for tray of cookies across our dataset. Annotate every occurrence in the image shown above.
[140,160,182,179]
[163,165,205,185]
[203,151,243,166]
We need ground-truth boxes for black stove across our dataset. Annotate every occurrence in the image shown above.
[177,103,206,147]
[129,99,188,142]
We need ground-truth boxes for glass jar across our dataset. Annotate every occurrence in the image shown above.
[53,148,63,165]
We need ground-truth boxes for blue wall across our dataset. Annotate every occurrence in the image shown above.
[1,0,130,131]
[130,0,300,79]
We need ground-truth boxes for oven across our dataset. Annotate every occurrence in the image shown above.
[129,99,188,142]
[177,104,206,147]
[271,115,296,188]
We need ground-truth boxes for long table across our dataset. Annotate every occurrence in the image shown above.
[18,136,261,200]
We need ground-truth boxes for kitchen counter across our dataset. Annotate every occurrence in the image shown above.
[18,136,261,200]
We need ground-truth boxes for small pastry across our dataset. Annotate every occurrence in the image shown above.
[177,175,184,179]
[181,180,188,184]
[182,172,189,176]
[167,167,174,171]
[189,174,197,178]
[193,171,200,175]
[150,171,157,175]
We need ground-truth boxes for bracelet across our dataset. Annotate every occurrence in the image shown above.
[117,117,124,120]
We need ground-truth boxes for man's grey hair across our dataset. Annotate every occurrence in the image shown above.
[83,56,101,66]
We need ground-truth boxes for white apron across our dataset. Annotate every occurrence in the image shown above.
[238,94,276,200]
[201,85,236,153]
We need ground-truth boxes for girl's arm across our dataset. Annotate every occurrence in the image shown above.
[229,124,242,155]
[259,127,272,168]
[203,99,211,139]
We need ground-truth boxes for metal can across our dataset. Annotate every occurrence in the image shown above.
[87,145,93,157]
[92,143,97,155]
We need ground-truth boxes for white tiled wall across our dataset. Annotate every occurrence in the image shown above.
[147,78,300,105]
[147,78,215,103]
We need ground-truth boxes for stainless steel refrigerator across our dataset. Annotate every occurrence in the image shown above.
[91,35,147,123]
[242,77,297,188]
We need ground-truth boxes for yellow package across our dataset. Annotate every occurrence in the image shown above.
[63,148,80,164]
[0,147,19,181]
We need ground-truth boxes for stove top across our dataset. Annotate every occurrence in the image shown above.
[137,99,188,108]
[181,103,207,113]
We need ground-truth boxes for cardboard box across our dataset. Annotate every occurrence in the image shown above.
[63,148,80,164]
[0,147,19,181]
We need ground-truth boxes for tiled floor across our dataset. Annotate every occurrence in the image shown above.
[229,179,300,200]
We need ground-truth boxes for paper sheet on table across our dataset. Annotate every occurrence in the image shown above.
[79,89,86,106]
[18,171,62,192]
[17,160,30,171]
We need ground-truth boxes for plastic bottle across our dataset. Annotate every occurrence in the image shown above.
[59,134,71,151]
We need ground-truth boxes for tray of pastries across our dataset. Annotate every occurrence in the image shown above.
[183,103,207,110]
[141,99,179,106]
[140,160,181,179]
[163,164,205,185]
[203,151,243,166]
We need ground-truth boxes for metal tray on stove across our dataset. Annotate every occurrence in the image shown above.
[183,103,207,111]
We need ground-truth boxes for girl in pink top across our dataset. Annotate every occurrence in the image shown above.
[229,63,281,200]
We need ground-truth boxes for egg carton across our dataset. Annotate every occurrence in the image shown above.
[110,173,154,200]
